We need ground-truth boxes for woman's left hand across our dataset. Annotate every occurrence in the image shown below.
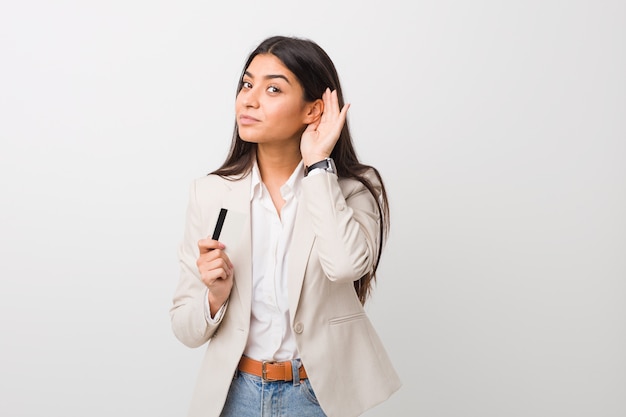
[300,88,350,167]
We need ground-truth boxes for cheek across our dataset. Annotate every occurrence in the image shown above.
[271,100,306,121]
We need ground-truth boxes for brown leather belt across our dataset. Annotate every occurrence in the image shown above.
[238,356,308,381]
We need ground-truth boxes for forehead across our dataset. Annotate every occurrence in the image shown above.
[245,53,297,83]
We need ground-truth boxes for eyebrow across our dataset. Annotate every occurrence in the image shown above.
[243,71,291,85]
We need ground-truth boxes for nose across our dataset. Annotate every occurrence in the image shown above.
[240,87,259,108]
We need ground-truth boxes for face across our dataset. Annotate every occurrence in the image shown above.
[236,54,316,146]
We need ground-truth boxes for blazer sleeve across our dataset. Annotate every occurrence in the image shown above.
[300,169,382,283]
[170,178,224,348]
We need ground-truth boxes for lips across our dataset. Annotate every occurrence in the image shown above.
[238,114,260,126]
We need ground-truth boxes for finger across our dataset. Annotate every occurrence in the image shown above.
[198,239,225,253]
[319,89,329,122]
[321,88,333,117]
[325,102,349,142]
[201,268,229,287]
[325,89,342,119]
[329,89,340,116]
[197,251,233,280]
[321,89,335,118]
[199,252,233,270]
[199,258,233,280]
[339,102,351,124]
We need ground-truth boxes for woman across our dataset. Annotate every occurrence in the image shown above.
[170,35,401,417]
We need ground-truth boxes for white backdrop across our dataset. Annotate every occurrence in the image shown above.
[1,1,625,416]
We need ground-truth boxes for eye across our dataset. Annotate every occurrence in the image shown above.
[267,85,281,93]
[241,81,252,89]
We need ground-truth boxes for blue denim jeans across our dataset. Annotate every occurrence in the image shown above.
[220,359,327,417]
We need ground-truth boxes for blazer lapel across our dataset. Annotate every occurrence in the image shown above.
[287,201,315,319]
[220,175,253,326]
[220,173,315,324]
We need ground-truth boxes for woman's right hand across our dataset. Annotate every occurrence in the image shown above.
[196,239,234,315]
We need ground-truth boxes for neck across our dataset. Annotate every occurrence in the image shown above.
[256,142,301,187]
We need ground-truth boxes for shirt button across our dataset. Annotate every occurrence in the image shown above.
[336,202,346,211]
[294,322,304,334]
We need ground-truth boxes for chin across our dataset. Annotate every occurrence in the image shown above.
[238,134,261,144]
[237,127,261,144]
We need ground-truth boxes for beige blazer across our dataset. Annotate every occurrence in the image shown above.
[170,169,402,417]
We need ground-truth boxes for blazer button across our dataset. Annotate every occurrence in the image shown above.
[294,322,304,334]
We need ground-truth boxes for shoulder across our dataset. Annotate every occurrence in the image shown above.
[192,173,230,189]
[187,173,250,202]
[191,173,247,191]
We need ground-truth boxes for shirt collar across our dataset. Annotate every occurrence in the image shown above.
[282,161,304,201]
[250,160,263,201]
[250,159,305,201]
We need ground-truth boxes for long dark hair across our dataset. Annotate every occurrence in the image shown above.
[212,35,389,305]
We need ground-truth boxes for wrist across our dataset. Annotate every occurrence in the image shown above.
[304,157,337,176]
[303,154,330,168]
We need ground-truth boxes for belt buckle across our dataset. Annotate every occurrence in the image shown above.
[261,360,276,381]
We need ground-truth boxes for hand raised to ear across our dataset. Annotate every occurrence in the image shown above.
[300,88,350,167]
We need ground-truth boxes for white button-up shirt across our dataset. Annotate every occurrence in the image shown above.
[205,160,306,362]
[243,160,303,361]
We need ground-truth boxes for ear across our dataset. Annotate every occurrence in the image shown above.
[303,98,324,124]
